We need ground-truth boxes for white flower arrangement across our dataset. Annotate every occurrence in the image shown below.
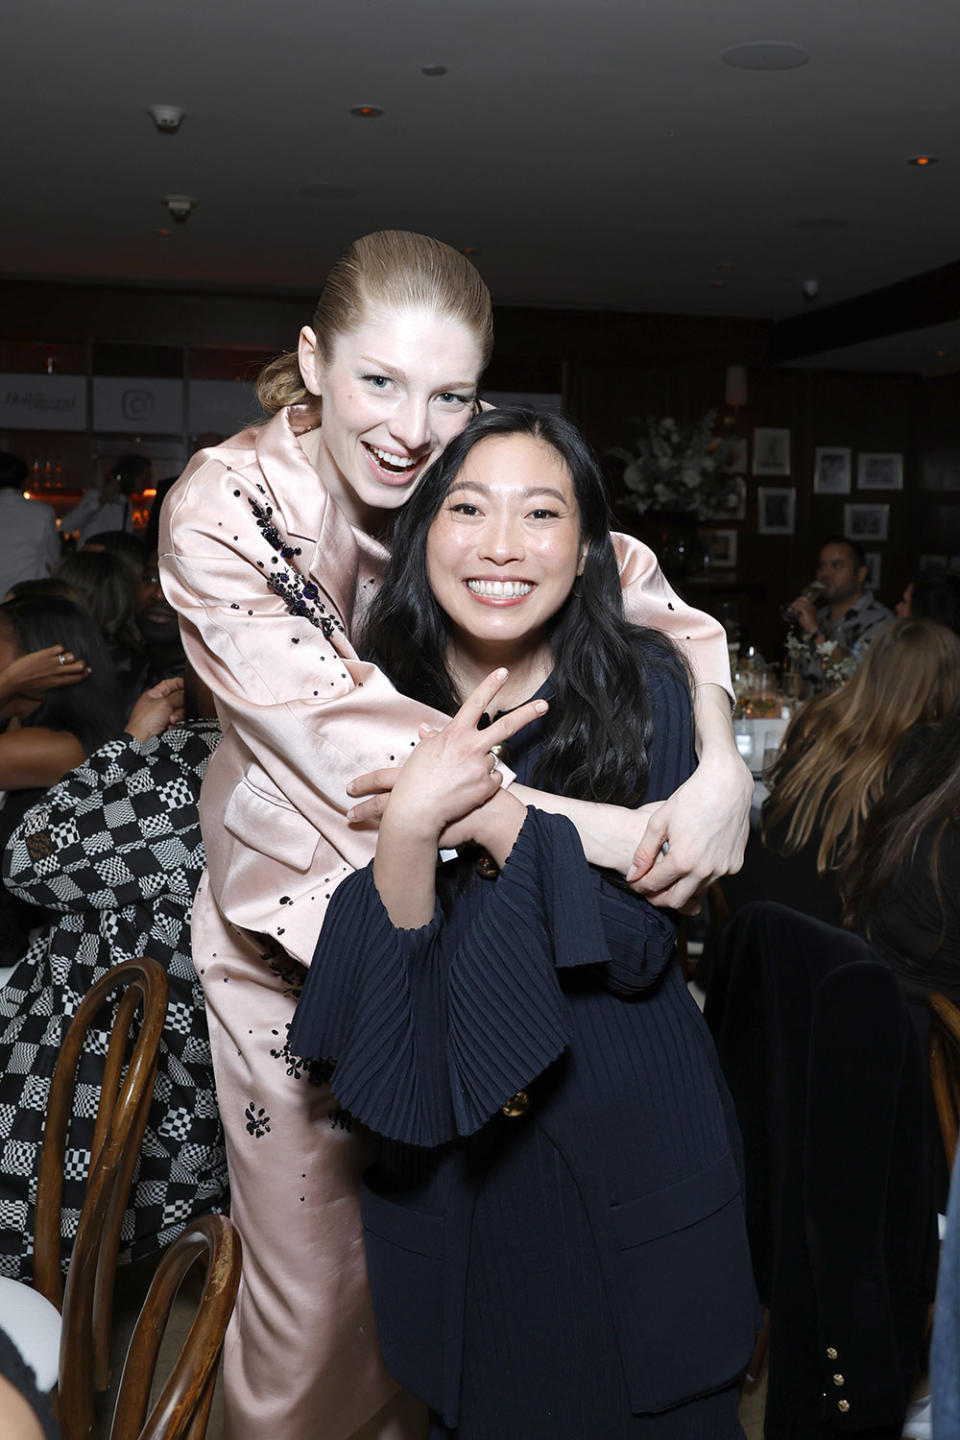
[611,411,742,518]
[784,630,869,688]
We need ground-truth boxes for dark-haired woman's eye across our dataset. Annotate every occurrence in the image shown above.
[529,508,559,520]
[449,502,480,516]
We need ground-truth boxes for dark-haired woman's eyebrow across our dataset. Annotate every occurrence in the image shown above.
[446,480,569,504]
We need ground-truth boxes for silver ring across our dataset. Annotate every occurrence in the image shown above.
[57,653,67,666]
[488,751,498,773]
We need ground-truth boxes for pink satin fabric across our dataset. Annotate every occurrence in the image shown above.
[159,405,731,1439]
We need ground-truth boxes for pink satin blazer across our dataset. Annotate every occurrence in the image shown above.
[160,405,731,965]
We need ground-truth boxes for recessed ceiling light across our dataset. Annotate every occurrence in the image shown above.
[298,183,359,200]
[908,155,939,166]
[721,41,810,71]
[791,217,848,229]
[350,105,384,118]
[420,64,448,77]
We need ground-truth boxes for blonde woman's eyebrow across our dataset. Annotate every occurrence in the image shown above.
[358,356,475,390]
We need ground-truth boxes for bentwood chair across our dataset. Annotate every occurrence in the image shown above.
[110,1213,241,1440]
[0,957,168,1440]
[928,992,960,1172]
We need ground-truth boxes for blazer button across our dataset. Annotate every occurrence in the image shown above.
[475,855,500,879]
[501,1090,529,1118]
[832,1374,845,1387]
[837,1400,850,1413]
[826,1347,838,1360]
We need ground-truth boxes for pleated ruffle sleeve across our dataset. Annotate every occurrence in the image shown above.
[289,806,678,1148]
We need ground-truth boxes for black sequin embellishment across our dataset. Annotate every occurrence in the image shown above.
[248,497,344,640]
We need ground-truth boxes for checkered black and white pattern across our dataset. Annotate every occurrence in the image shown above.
[0,722,229,1281]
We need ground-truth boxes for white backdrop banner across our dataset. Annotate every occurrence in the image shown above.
[0,374,88,430]
[93,378,184,434]
[187,380,260,437]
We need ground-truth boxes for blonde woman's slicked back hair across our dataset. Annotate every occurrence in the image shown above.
[256,230,493,415]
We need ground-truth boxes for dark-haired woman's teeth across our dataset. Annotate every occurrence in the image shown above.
[466,580,533,598]
[368,444,417,472]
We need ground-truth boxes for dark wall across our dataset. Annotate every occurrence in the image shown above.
[3,276,959,657]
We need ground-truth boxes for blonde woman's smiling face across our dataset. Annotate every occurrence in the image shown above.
[426,432,587,662]
[298,304,484,527]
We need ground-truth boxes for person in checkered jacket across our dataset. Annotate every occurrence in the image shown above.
[0,672,228,1280]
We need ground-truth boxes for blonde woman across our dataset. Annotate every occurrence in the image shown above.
[160,230,751,1440]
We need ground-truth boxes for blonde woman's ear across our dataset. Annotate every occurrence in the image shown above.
[297,327,324,398]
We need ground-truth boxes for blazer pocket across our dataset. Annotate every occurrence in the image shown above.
[609,1153,758,1413]
[361,1186,445,1415]
[222,765,320,872]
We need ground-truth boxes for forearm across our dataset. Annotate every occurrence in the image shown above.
[693,681,736,762]
[373,815,440,929]
[469,788,528,868]
[510,784,639,874]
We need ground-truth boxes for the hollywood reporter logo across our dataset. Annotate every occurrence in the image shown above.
[121,388,155,421]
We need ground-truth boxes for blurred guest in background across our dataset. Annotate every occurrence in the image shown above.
[53,549,144,704]
[0,669,227,1280]
[0,453,60,600]
[0,596,122,970]
[60,454,150,543]
[786,536,891,691]
[720,618,960,928]
[896,569,960,634]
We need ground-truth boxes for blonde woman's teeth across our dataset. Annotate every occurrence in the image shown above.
[368,444,417,471]
[467,579,533,598]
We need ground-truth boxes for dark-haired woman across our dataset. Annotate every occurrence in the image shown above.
[290,409,757,1438]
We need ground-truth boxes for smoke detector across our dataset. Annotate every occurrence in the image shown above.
[148,104,186,134]
[162,194,198,223]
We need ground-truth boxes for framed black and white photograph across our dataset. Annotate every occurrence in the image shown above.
[700,475,746,522]
[813,447,852,495]
[857,452,903,491]
[757,486,796,535]
[752,428,791,477]
[919,553,948,574]
[723,437,748,475]
[843,503,889,542]
[864,551,882,590]
[699,528,738,568]
[921,454,960,492]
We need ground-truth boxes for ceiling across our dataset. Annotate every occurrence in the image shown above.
[5,0,960,371]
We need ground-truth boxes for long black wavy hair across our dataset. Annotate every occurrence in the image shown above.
[0,596,124,754]
[362,407,691,806]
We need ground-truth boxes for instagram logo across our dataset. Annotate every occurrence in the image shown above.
[122,388,154,421]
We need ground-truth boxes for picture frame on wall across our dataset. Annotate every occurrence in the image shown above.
[857,453,903,491]
[700,475,746,521]
[699,528,738,568]
[813,447,852,495]
[919,554,948,573]
[863,551,882,590]
[757,486,796,535]
[844,503,889,542]
[752,428,791,476]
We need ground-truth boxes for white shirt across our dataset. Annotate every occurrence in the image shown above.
[0,490,61,596]
[59,489,132,544]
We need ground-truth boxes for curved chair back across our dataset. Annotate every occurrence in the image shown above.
[928,992,960,1173]
[34,957,168,1440]
[110,1214,241,1440]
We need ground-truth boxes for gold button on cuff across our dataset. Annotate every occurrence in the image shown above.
[489,743,507,760]
[832,1374,845,1387]
[826,1347,838,1360]
[501,1090,529,1118]
[475,855,500,879]
[837,1400,850,1413]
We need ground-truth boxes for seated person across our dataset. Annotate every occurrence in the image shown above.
[0,596,122,969]
[53,549,146,708]
[896,569,960,634]
[720,618,960,929]
[60,455,148,544]
[0,453,59,601]
[785,536,892,691]
[0,667,228,1280]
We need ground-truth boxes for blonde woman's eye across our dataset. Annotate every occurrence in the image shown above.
[362,374,391,389]
[438,392,473,406]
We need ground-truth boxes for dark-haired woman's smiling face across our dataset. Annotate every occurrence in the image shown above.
[425,433,587,660]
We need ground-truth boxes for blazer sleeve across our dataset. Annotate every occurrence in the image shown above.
[612,531,732,695]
